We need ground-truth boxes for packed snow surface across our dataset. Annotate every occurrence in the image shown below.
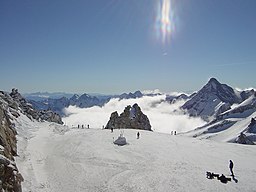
[15,115,256,192]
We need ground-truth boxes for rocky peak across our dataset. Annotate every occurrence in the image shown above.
[9,89,63,124]
[201,78,240,104]
[207,78,220,89]
[79,93,90,99]
[235,132,254,145]
[119,91,143,100]
[181,78,241,121]
[105,103,152,131]
[240,89,255,100]
[247,118,256,133]
[70,94,79,100]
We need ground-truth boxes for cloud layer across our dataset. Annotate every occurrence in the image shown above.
[62,95,206,134]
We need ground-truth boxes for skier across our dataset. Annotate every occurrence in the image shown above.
[137,132,140,139]
[111,127,113,133]
[229,160,234,176]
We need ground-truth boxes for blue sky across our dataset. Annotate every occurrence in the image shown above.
[1,0,256,94]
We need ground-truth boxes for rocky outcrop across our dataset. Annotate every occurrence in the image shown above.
[10,89,63,124]
[0,91,23,192]
[247,118,256,133]
[105,103,152,131]
[235,132,254,145]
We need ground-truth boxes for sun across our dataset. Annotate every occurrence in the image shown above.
[155,0,175,45]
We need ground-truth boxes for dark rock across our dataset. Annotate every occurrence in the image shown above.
[235,132,254,145]
[9,88,63,124]
[105,103,152,131]
[0,94,22,192]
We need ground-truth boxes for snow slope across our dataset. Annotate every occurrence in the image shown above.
[15,115,256,192]
[184,94,256,143]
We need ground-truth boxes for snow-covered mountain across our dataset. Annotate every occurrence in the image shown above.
[2,83,256,192]
[23,92,74,101]
[182,80,256,144]
[117,91,143,100]
[166,93,190,103]
[181,78,249,121]
[27,91,147,115]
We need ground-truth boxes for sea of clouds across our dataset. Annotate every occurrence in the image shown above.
[62,95,206,134]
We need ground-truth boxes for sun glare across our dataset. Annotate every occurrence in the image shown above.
[155,0,175,44]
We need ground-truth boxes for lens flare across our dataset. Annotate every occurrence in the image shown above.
[155,0,175,44]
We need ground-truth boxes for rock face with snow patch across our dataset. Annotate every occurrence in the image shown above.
[0,91,23,192]
[247,118,256,133]
[10,88,63,124]
[0,88,65,191]
[217,94,256,121]
[181,78,241,121]
[235,132,254,145]
[105,103,152,131]
[181,78,256,145]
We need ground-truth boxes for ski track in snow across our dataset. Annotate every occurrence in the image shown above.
[15,115,256,192]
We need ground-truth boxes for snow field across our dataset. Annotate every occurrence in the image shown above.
[15,115,256,192]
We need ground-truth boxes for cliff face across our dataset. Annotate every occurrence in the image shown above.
[0,91,23,192]
[0,89,64,192]
[10,89,63,124]
[105,103,152,131]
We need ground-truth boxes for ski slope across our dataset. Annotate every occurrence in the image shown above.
[15,115,256,192]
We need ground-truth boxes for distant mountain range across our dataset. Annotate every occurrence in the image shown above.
[24,78,256,144]
[25,91,162,115]
[23,92,75,101]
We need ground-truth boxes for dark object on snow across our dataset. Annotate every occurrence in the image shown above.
[137,132,140,139]
[114,135,127,146]
[206,172,219,179]
[229,160,234,176]
[217,174,231,184]
[232,174,238,183]
[235,132,254,145]
[105,104,152,131]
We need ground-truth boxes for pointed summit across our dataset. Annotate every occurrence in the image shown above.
[181,78,241,121]
[204,78,222,92]
[208,77,219,83]
[208,77,220,86]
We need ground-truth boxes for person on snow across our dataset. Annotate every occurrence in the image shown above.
[137,132,140,139]
[229,160,234,176]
